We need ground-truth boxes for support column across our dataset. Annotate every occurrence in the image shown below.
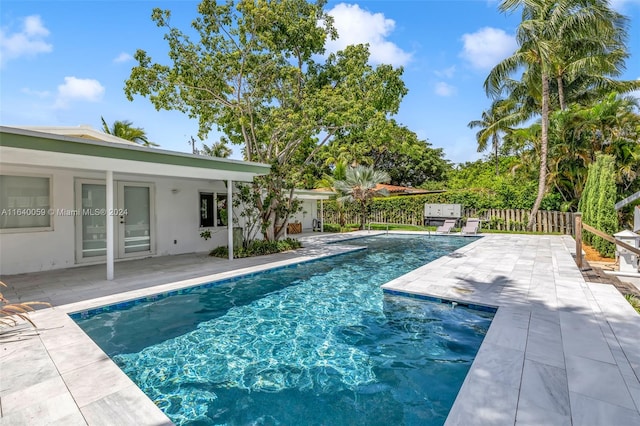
[320,199,324,233]
[106,170,115,280]
[227,179,233,261]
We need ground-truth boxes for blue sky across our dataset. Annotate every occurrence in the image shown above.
[1,0,639,164]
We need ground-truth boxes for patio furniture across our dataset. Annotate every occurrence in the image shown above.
[461,218,480,235]
[436,219,456,234]
[312,218,322,232]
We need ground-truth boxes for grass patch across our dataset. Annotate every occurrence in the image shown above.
[210,238,302,259]
[625,294,640,314]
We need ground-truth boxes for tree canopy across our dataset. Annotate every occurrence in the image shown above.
[125,0,407,240]
[100,116,157,146]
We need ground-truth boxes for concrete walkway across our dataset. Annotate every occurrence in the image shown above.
[1,233,639,425]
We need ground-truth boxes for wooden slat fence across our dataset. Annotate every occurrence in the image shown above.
[321,207,575,235]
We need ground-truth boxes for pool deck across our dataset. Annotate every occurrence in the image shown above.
[1,232,639,425]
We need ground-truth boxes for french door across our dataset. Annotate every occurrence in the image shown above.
[75,179,155,262]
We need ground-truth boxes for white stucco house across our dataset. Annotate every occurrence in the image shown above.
[0,125,278,278]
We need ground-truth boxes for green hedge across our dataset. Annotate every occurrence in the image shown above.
[210,238,302,258]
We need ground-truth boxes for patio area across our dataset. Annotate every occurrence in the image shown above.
[1,232,639,425]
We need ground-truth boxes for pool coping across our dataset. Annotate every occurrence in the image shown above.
[2,232,639,425]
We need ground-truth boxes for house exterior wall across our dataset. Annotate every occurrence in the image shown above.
[289,199,318,231]
[0,164,238,275]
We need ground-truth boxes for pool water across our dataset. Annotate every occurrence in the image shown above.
[75,235,493,425]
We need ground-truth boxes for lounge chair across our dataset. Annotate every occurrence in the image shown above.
[461,218,480,235]
[436,219,456,234]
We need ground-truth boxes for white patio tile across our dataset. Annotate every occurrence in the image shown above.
[518,359,570,417]
[80,384,172,426]
[445,375,519,426]
[565,354,636,410]
[569,391,640,426]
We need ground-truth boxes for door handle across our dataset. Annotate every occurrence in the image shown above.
[119,215,125,224]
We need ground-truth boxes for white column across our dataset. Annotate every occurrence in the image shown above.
[320,199,324,232]
[106,170,114,280]
[227,179,233,261]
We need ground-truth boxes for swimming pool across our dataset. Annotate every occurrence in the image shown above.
[74,234,493,425]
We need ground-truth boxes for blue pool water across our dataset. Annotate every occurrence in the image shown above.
[74,235,493,425]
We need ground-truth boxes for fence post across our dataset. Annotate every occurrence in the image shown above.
[575,212,583,269]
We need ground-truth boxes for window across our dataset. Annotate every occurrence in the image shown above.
[216,194,228,226]
[0,175,51,230]
[200,193,214,227]
[199,192,229,227]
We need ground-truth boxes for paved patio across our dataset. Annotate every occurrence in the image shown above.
[1,232,639,425]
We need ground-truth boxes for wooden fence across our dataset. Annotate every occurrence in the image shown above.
[322,207,575,235]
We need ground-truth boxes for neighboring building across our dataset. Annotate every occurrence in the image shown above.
[0,126,272,278]
[288,189,334,233]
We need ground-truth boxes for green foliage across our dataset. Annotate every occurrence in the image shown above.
[318,120,451,187]
[209,238,302,258]
[125,0,407,241]
[322,223,341,232]
[445,158,562,210]
[625,294,640,314]
[578,154,619,257]
[100,116,157,146]
[333,165,391,229]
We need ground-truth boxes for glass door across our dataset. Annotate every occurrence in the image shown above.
[75,180,154,262]
[78,181,107,259]
[117,182,154,258]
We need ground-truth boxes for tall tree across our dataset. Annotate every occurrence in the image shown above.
[100,116,157,146]
[125,0,406,240]
[333,165,390,230]
[486,0,632,230]
[201,140,232,158]
[468,99,520,176]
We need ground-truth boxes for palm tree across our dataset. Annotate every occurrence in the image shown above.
[201,140,232,158]
[333,165,390,230]
[100,117,158,146]
[468,99,520,175]
[486,0,630,230]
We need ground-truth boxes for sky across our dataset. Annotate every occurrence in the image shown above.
[1,0,639,165]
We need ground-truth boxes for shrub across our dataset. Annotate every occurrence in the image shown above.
[578,154,618,257]
[210,238,302,258]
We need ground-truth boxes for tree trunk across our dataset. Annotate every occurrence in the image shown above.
[557,75,566,111]
[528,73,550,231]
[493,134,499,176]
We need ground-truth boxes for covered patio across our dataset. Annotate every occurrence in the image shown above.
[0,126,271,279]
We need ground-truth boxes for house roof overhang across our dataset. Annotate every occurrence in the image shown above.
[0,126,271,181]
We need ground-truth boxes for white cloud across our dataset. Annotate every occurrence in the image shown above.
[460,27,517,70]
[113,52,132,63]
[435,66,456,79]
[325,3,411,67]
[54,77,105,109]
[21,87,51,98]
[435,82,456,97]
[0,15,53,67]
